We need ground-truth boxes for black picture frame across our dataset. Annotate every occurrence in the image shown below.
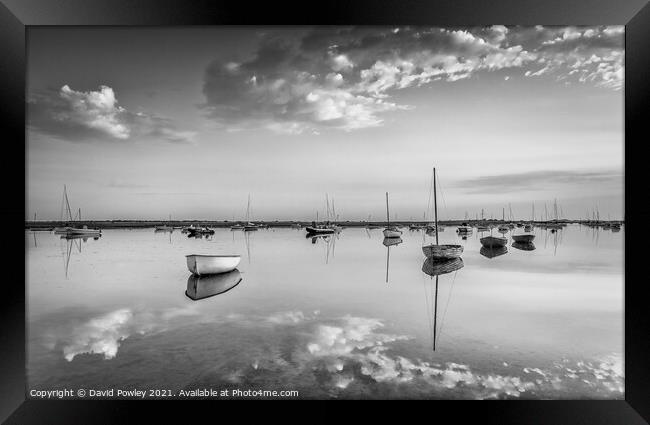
[1,0,648,422]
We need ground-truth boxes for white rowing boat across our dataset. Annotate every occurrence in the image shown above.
[186,254,241,276]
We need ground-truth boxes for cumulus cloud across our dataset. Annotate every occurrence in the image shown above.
[201,26,623,134]
[28,85,196,144]
[46,306,199,361]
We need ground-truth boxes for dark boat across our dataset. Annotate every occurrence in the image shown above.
[305,226,335,235]
[512,234,535,243]
[480,235,508,248]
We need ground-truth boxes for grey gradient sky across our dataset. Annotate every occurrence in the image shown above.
[26,26,624,221]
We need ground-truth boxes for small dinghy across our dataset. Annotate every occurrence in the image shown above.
[422,244,464,260]
[67,226,102,236]
[185,269,242,300]
[480,235,508,248]
[186,254,241,276]
[306,226,335,235]
[187,227,215,236]
[512,234,535,243]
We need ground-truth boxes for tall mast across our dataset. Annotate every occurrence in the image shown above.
[502,207,505,222]
[247,194,251,221]
[532,202,535,222]
[64,185,73,222]
[433,168,439,245]
[385,192,390,227]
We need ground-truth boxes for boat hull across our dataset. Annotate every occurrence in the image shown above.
[306,226,335,235]
[186,255,241,276]
[66,228,102,236]
[512,234,535,243]
[382,229,403,238]
[480,236,508,248]
[422,244,464,260]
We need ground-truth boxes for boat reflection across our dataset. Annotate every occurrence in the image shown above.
[382,237,403,247]
[421,257,464,277]
[61,234,101,241]
[512,241,536,251]
[185,269,242,301]
[421,257,463,351]
[480,246,508,259]
[383,237,402,283]
[309,233,338,263]
[59,234,100,277]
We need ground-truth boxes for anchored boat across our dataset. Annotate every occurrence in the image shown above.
[186,254,241,276]
[382,192,402,238]
[480,235,508,248]
[422,168,463,260]
[512,234,535,243]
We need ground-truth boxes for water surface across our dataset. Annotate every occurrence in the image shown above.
[26,225,624,399]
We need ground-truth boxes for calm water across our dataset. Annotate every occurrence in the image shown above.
[26,225,624,399]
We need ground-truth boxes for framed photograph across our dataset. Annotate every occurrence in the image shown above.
[2,0,648,422]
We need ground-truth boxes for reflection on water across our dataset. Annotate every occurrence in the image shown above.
[480,246,508,259]
[59,234,101,278]
[383,237,402,283]
[421,258,463,351]
[27,225,624,399]
[512,241,536,251]
[185,270,243,300]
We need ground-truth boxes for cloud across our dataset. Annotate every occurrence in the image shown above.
[454,169,623,194]
[201,26,623,134]
[28,85,196,144]
[46,306,199,361]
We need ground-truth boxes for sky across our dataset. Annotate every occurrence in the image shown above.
[26,26,624,221]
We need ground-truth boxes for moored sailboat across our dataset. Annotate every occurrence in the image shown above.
[382,192,402,238]
[422,168,463,260]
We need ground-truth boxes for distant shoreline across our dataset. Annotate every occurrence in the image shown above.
[24,219,621,230]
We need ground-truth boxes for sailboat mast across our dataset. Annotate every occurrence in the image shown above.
[385,192,390,227]
[64,185,73,222]
[532,202,535,222]
[433,168,439,245]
